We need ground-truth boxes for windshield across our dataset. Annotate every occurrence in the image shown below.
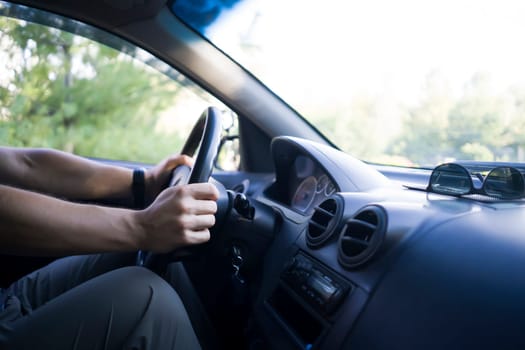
[173,0,525,168]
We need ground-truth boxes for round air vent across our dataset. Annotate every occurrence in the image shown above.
[337,205,387,269]
[307,197,343,248]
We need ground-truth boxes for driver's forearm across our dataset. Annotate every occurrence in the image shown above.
[0,185,140,256]
[0,147,133,200]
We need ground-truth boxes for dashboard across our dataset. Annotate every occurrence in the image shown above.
[216,136,525,350]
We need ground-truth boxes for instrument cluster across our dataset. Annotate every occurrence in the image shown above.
[289,155,337,213]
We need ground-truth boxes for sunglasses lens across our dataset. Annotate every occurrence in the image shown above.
[484,167,525,199]
[430,164,472,195]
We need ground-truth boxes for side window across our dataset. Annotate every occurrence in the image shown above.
[0,3,229,164]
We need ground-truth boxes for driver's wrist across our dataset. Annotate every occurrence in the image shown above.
[128,209,148,251]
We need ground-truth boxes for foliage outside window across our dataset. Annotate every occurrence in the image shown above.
[0,5,225,164]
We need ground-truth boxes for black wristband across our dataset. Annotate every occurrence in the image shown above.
[132,168,146,209]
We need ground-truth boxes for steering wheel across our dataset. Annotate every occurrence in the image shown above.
[169,106,223,186]
[137,106,223,268]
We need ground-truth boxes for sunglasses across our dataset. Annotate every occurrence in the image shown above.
[427,163,525,200]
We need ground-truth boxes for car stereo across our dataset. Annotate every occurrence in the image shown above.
[281,252,350,316]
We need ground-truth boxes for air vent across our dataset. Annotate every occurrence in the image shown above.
[338,205,387,269]
[307,197,342,248]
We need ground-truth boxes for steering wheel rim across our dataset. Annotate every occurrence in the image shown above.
[137,106,223,268]
[170,106,223,186]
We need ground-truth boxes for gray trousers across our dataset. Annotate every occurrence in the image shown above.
[0,253,205,349]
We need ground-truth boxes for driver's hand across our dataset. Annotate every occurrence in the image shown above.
[134,182,219,253]
[145,154,193,203]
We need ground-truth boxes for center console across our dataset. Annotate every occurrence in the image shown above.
[263,251,353,349]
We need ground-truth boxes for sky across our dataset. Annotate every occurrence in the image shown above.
[204,0,525,111]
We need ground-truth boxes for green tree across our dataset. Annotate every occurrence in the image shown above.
[308,92,403,165]
[0,16,190,163]
[447,73,506,161]
[391,71,525,166]
[504,86,525,161]
[391,71,454,166]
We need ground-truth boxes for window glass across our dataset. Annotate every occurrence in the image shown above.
[173,0,525,168]
[0,2,226,164]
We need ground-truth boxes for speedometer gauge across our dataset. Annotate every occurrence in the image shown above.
[292,176,317,212]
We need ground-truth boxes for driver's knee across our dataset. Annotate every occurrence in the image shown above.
[106,266,202,349]
[0,266,201,350]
